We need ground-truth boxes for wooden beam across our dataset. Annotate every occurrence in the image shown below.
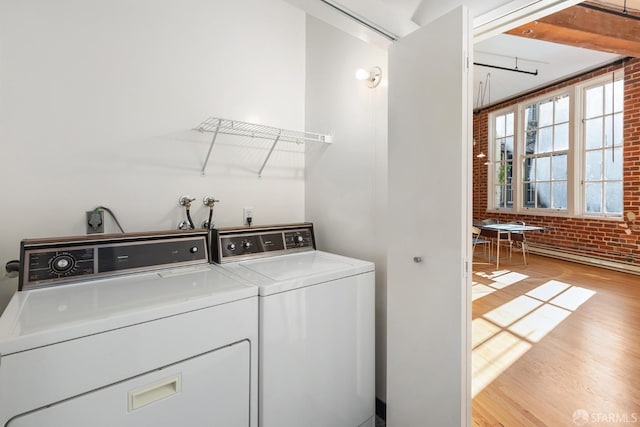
[506,4,640,57]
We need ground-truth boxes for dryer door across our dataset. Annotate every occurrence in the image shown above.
[8,340,251,427]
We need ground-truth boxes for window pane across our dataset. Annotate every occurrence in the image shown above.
[505,136,514,157]
[613,113,623,146]
[494,186,503,207]
[495,138,504,160]
[552,154,567,180]
[586,86,603,118]
[613,80,623,112]
[538,127,553,153]
[605,181,622,213]
[496,163,507,184]
[604,115,614,147]
[586,183,602,213]
[585,151,602,181]
[552,182,567,209]
[537,156,551,181]
[523,157,535,181]
[555,123,569,151]
[604,148,622,180]
[523,183,535,207]
[555,95,569,123]
[604,82,614,115]
[505,112,514,136]
[495,115,506,138]
[585,118,602,149]
[539,100,554,127]
[505,163,513,185]
[525,130,536,154]
[525,105,537,129]
[537,182,551,208]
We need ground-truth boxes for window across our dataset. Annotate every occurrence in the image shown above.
[492,111,514,209]
[522,94,569,210]
[582,78,623,216]
[487,71,624,218]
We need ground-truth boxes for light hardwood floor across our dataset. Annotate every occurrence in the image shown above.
[472,253,640,427]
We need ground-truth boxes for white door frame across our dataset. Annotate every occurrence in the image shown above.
[387,1,589,427]
[463,0,582,426]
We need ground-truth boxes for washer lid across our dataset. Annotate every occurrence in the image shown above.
[0,264,257,355]
[229,251,374,296]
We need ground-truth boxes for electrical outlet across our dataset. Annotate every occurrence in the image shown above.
[243,207,254,226]
[86,210,104,234]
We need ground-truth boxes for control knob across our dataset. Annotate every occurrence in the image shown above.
[189,246,199,254]
[242,241,252,249]
[51,254,74,274]
[227,242,236,251]
[294,235,304,244]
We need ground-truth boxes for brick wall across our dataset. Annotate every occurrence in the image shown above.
[473,58,640,265]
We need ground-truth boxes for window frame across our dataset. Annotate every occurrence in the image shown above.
[487,107,516,212]
[519,89,573,214]
[485,70,624,219]
[575,71,625,218]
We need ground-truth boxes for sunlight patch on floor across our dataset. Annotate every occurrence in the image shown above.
[526,280,571,301]
[472,318,502,348]
[550,286,596,311]
[472,279,597,397]
[472,330,532,397]
[483,295,543,327]
[472,283,497,301]
[472,270,530,299]
[509,304,571,342]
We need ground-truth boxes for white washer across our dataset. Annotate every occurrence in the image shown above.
[0,231,258,427]
[212,223,375,427]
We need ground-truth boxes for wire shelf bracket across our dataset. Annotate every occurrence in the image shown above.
[195,116,333,177]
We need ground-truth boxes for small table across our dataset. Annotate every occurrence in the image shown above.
[479,223,545,269]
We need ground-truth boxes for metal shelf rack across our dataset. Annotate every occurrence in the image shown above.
[195,116,333,176]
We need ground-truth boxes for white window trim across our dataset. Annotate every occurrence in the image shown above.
[574,70,625,218]
[518,88,573,215]
[486,71,624,219]
[486,106,516,212]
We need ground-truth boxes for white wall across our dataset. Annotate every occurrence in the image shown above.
[304,16,388,401]
[0,0,307,302]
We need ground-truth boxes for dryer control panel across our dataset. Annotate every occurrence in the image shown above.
[211,223,315,263]
[19,230,209,290]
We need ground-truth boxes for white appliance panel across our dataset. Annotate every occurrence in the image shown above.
[7,340,251,427]
[0,264,255,355]
[228,251,374,296]
[259,271,375,427]
[240,253,353,281]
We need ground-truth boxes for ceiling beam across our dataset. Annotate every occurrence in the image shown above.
[506,4,640,57]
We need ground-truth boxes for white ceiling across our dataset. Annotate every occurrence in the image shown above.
[473,35,620,109]
[286,0,624,107]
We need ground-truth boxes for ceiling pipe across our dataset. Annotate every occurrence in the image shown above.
[474,61,539,76]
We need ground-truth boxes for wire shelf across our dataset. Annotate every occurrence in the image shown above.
[195,116,332,176]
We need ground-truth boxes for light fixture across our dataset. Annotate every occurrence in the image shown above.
[355,66,382,88]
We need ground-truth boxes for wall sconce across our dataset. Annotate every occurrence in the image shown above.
[355,66,382,88]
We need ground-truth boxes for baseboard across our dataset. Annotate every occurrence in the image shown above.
[376,398,386,420]
[528,245,640,275]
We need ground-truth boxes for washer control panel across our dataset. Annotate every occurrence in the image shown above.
[19,231,209,290]
[211,223,315,263]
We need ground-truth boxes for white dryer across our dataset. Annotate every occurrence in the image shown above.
[211,223,375,427]
[0,230,258,427]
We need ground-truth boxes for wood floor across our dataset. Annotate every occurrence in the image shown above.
[471,253,640,427]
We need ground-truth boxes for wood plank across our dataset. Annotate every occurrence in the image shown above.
[506,5,640,57]
[472,253,640,426]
